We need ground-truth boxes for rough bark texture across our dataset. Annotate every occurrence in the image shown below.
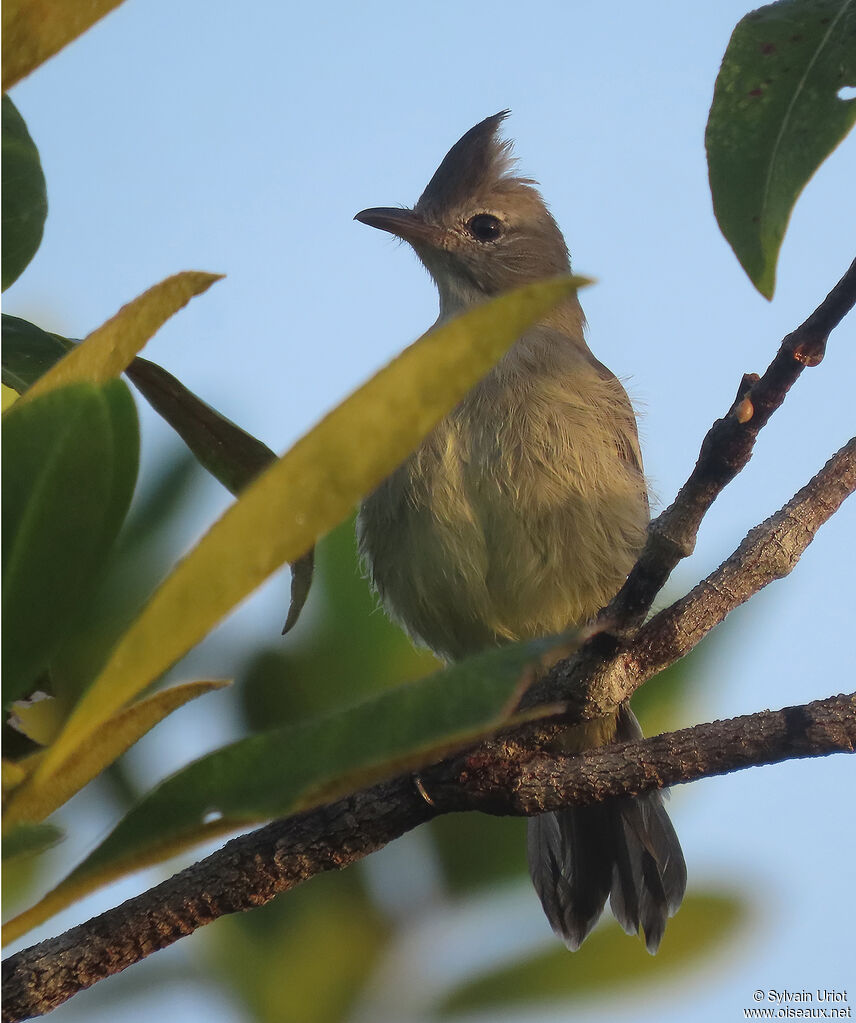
[427,694,856,815]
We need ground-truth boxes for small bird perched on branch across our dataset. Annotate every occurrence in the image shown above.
[355,111,686,952]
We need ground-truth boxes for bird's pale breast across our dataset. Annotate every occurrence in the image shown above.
[357,330,648,662]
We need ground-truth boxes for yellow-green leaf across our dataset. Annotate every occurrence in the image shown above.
[1,384,19,411]
[19,271,222,405]
[21,275,583,810]
[1,758,29,795]
[8,692,62,745]
[2,0,128,91]
[2,822,63,862]
[3,680,229,834]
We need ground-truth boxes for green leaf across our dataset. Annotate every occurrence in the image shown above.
[2,0,128,91]
[44,451,201,710]
[1,314,279,497]
[21,271,222,404]
[2,381,139,706]
[1,96,47,291]
[211,876,388,1023]
[122,353,319,632]
[1,315,72,393]
[5,680,230,826]
[23,275,583,801]
[2,822,63,862]
[706,0,856,298]
[430,813,527,893]
[125,356,276,495]
[2,635,569,943]
[438,892,745,1016]
[2,313,315,640]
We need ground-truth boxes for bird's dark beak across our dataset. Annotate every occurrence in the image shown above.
[354,207,443,247]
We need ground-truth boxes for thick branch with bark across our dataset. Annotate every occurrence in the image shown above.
[427,693,856,815]
[3,262,855,1021]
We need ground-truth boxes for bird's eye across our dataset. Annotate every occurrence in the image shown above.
[466,213,503,242]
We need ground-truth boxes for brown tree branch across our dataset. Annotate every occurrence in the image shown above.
[426,693,856,815]
[1,772,433,1023]
[625,436,856,686]
[3,693,854,1022]
[604,256,856,631]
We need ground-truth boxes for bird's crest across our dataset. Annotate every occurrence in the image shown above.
[416,111,521,216]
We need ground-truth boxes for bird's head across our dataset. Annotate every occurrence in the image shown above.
[355,112,572,318]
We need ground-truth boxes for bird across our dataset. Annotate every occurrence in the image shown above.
[354,111,686,953]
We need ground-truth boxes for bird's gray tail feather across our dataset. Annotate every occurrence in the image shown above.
[526,704,686,953]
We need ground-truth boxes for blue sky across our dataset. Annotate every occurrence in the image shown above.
[5,1,855,1020]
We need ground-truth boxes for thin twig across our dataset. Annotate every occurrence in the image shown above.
[606,257,856,630]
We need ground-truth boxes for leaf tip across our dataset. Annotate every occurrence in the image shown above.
[752,263,776,301]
